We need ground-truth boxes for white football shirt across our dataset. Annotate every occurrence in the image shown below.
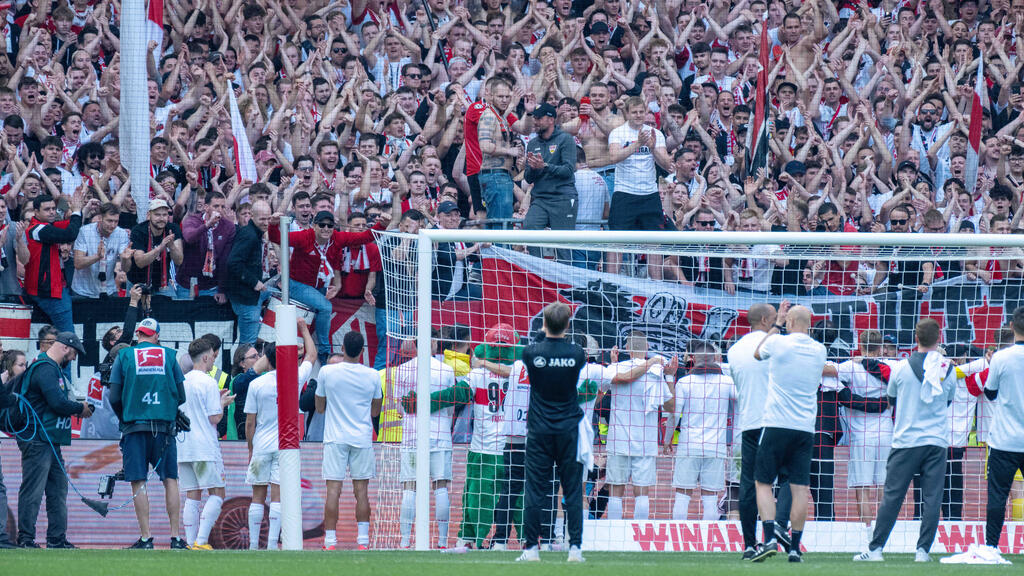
[984,344,1024,452]
[243,362,313,455]
[395,356,456,451]
[607,358,671,457]
[465,367,508,455]
[177,370,223,463]
[316,361,383,448]
[673,368,736,458]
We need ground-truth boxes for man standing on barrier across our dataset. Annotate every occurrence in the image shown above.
[108,318,188,549]
[16,332,92,548]
[523,103,578,264]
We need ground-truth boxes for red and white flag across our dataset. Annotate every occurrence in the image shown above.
[146,0,163,64]
[228,88,258,183]
[965,54,984,193]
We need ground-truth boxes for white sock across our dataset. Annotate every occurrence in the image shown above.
[672,493,691,520]
[634,495,650,520]
[357,522,370,546]
[184,498,201,545]
[607,497,623,520]
[400,490,415,546]
[248,503,264,550]
[325,529,337,547]
[701,495,720,521]
[435,488,450,546]
[267,502,282,549]
[554,515,565,542]
[196,495,223,546]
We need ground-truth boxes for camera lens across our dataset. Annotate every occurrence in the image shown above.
[98,271,107,282]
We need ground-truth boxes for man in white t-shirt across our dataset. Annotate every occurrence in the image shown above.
[605,331,678,520]
[243,323,316,550]
[606,96,673,278]
[752,303,827,563]
[727,303,784,558]
[316,331,382,551]
[178,338,235,550]
[394,334,458,549]
[979,306,1024,564]
[666,340,735,521]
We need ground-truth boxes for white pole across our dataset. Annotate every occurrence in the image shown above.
[119,0,151,221]
[414,233,433,550]
[420,229,1024,248]
[275,304,302,550]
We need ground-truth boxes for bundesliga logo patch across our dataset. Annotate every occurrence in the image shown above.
[135,348,166,375]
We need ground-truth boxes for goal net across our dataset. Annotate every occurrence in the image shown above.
[372,229,1024,553]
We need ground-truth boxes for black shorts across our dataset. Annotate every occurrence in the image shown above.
[608,192,665,231]
[754,428,813,486]
[122,431,178,482]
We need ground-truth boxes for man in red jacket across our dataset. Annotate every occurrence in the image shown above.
[25,193,83,332]
[268,210,390,361]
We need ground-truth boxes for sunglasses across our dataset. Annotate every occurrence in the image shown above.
[890,219,908,225]
[695,220,716,226]
[332,47,346,53]
[298,166,314,172]
[406,73,422,79]
[316,222,335,229]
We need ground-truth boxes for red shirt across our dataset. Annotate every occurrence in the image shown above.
[267,221,383,289]
[338,242,381,298]
[463,102,517,176]
[25,215,82,298]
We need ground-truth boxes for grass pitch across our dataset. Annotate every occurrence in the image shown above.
[1,550,1019,576]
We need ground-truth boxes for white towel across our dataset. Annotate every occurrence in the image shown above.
[644,358,668,413]
[576,415,594,472]
[920,351,950,403]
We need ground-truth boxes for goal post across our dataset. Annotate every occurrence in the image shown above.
[371,228,1024,553]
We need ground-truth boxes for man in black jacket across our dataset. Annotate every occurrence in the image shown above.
[17,332,92,548]
[524,103,578,263]
[225,201,271,345]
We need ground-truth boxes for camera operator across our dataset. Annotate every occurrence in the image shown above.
[108,318,188,549]
[16,332,92,549]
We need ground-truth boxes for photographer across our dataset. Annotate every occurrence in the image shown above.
[108,318,188,549]
[127,199,184,299]
[16,332,92,549]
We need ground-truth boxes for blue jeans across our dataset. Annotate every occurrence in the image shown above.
[373,308,414,369]
[479,171,514,228]
[173,284,219,300]
[571,249,601,271]
[30,288,73,332]
[289,280,333,358]
[231,290,269,345]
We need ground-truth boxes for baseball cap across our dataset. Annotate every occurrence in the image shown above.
[55,332,85,356]
[485,323,519,345]
[313,210,335,225]
[255,150,275,163]
[777,81,798,93]
[897,160,918,173]
[589,21,610,35]
[437,201,461,214]
[148,198,170,212]
[532,102,557,118]
[784,160,806,176]
[136,318,160,337]
[882,334,897,345]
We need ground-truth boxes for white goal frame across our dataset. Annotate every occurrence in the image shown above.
[410,229,1024,551]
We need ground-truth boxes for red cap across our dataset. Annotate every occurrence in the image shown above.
[484,323,518,345]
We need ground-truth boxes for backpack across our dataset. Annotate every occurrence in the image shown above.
[0,360,44,435]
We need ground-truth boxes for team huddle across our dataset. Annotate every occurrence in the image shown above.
[169,302,1024,561]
